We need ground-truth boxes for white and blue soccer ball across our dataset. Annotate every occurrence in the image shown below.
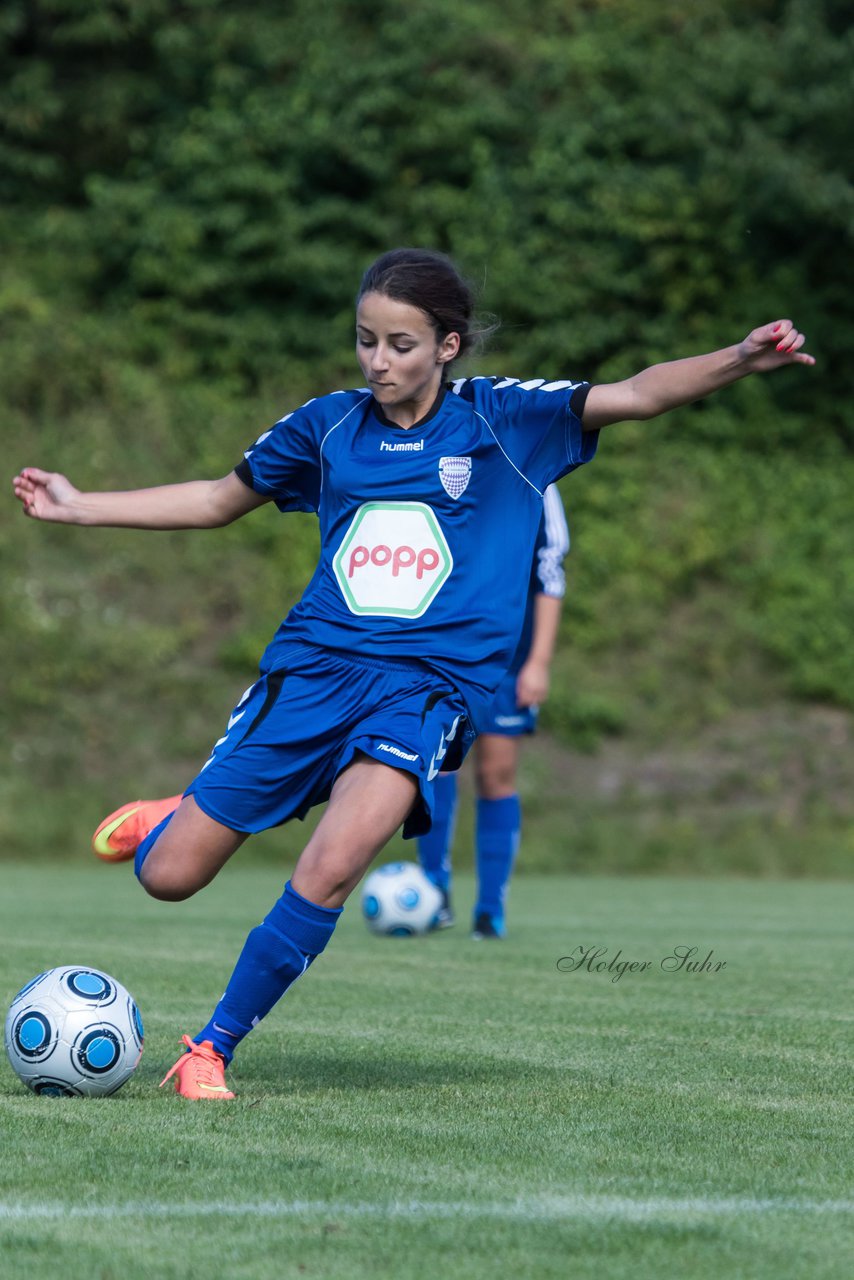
[4,966,143,1097]
[361,861,443,936]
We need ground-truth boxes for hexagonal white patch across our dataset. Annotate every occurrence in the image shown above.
[332,502,453,618]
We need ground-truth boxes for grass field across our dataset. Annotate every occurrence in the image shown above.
[1,862,851,1279]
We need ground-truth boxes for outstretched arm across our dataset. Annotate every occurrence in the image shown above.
[582,319,815,431]
[12,468,269,529]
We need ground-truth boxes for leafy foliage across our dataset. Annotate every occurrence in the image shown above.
[1,0,852,419]
[1,0,851,866]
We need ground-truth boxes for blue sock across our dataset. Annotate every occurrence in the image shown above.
[475,795,521,921]
[418,772,458,893]
[194,881,342,1063]
[134,812,174,880]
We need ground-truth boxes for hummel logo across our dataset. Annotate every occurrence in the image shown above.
[377,743,419,762]
[380,439,424,452]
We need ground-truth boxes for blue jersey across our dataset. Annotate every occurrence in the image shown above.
[234,376,596,731]
[509,483,570,675]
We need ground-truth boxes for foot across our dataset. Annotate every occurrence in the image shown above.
[159,1035,235,1100]
[91,794,183,862]
[431,888,456,930]
[471,912,506,940]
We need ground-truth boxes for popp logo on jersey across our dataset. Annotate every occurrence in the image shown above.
[332,502,453,617]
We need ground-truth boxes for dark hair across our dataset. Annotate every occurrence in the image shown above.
[358,247,489,359]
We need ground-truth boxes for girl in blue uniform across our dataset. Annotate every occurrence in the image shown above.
[13,248,814,1099]
[419,485,570,939]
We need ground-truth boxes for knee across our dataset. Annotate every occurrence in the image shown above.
[291,862,355,909]
[291,842,365,909]
[474,736,519,800]
[135,801,239,900]
[138,861,200,903]
[475,758,517,800]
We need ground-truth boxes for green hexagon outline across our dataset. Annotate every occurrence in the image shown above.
[333,501,453,618]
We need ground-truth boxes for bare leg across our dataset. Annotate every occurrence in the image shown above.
[292,755,420,907]
[179,756,421,1074]
[140,755,418,906]
[475,734,520,800]
[139,794,248,902]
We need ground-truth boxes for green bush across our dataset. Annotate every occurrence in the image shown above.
[1,0,851,868]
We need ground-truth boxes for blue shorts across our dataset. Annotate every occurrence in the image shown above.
[184,642,474,839]
[479,668,539,737]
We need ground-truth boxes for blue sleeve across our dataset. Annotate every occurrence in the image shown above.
[233,401,326,514]
[533,484,570,598]
[457,377,598,492]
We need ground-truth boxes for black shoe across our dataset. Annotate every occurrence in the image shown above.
[431,888,456,930]
[471,912,505,940]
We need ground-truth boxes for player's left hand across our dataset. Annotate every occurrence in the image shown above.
[516,660,550,708]
[738,320,815,372]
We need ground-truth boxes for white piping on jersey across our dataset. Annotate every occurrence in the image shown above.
[243,393,368,497]
[450,376,583,500]
[449,377,544,497]
[538,483,570,598]
[318,392,373,496]
[469,404,545,496]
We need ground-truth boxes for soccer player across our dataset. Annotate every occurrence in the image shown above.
[419,484,569,939]
[12,248,814,1100]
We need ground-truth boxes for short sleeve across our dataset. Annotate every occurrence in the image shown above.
[453,377,598,492]
[533,484,570,598]
[234,404,324,514]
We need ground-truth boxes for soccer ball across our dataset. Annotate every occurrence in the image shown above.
[361,861,443,936]
[4,966,144,1097]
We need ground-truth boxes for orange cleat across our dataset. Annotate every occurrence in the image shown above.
[91,794,183,862]
[159,1035,235,1101]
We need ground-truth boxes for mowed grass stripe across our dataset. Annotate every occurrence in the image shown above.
[2,1193,853,1222]
[1,864,852,1280]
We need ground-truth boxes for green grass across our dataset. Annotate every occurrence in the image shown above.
[1,863,852,1279]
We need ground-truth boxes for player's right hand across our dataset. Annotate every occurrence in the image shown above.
[13,467,81,523]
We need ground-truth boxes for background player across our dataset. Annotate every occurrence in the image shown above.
[419,484,569,939]
[13,247,814,1100]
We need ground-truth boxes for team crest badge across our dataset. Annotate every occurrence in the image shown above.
[439,456,472,500]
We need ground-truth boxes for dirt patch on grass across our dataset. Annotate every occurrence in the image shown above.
[523,704,852,824]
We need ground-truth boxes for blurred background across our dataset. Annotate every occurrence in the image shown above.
[1,0,851,875]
